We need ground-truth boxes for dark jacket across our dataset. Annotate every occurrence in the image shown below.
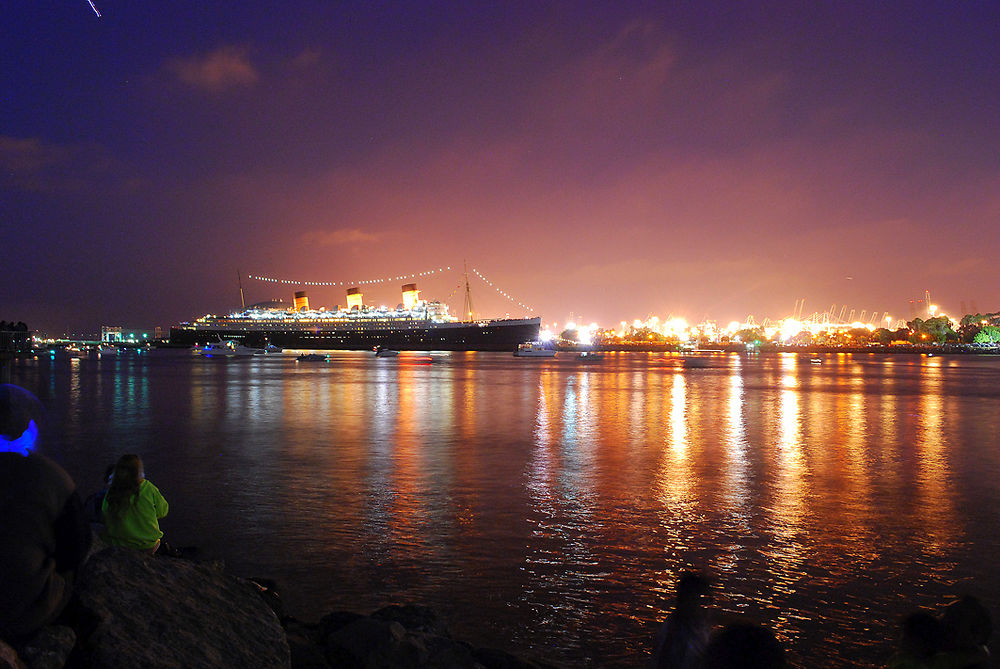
[0,452,91,639]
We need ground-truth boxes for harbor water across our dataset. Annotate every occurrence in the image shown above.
[10,350,1000,667]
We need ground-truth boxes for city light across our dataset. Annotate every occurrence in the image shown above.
[569,302,971,349]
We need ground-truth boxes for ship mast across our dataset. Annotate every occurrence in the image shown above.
[237,271,246,310]
[462,261,475,322]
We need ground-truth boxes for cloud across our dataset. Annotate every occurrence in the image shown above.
[291,48,322,69]
[301,228,381,246]
[0,135,110,193]
[166,46,259,92]
[529,20,677,131]
[0,136,68,172]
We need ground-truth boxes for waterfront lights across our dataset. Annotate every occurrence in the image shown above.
[779,319,803,342]
[664,317,689,338]
[576,323,596,346]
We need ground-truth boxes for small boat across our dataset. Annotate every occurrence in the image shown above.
[263,343,283,354]
[375,346,399,358]
[201,340,265,357]
[810,358,822,364]
[578,351,602,362]
[98,345,119,356]
[296,353,327,362]
[514,342,556,358]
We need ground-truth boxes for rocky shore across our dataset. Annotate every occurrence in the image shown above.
[1,542,554,669]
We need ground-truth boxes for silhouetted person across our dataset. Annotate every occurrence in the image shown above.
[84,463,116,524]
[701,621,786,669]
[0,384,91,642]
[887,611,943,669]
[653,571,713,669]
[939,596,991,668]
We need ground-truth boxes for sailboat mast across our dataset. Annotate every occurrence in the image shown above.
[462,261,475,322]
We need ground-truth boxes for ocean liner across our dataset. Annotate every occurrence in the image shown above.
[170,283,540,352]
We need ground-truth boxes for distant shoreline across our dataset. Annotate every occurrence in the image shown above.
[567,342,1000,355]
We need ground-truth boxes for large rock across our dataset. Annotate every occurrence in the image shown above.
[74,547,289,669]
[0,639,27,669]
[14,625,74,669]
[284,619,330,669]
[324,617,424,668]
[472,647,547,669]
[313,605,553,669]
[370,605,450,638]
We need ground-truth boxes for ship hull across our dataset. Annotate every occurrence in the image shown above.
[170,318,541,352]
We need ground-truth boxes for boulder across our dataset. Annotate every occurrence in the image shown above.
[370,605,451,638]
[301,604,558,669]
[472,647,548,669]
[324,617,424,668]
[13,625,74,669]
[317,611,365,641]
[284,619,330,669]
[419,635,481,668]
[74,547,289,668]
[0,639,27,669]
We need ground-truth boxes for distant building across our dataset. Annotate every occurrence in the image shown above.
[102,326,124,343]
[0,321,31,354]
[101,326,151,343]
[1,322,31,383]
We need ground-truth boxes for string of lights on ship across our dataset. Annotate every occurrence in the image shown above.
[247,266,534,312]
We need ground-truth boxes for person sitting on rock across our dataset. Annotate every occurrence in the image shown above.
[101,454,169,554]
[652,571,713,669]
[0,384,91,642]
[701,621,787,669]
[84,463,115,525]
[887,611,944,669]
[938,596,992,668]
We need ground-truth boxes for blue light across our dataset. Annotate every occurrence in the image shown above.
[0,419,39,456]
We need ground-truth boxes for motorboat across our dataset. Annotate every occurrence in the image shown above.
[375,346,400,358]
[296,353,327,362]
[514,342,556,358]
[578,351,602,362]
[201,340,265,357]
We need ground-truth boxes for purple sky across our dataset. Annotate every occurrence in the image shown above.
[4,2,998,335]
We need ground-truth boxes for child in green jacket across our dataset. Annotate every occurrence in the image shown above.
[101,454,169,553]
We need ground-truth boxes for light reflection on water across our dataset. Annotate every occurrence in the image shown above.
[12,351,1000,667]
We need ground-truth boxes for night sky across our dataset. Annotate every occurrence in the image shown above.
[4,2,998,335]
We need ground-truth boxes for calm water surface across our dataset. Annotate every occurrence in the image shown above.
[11,350,1000,667]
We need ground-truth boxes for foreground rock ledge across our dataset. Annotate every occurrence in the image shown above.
[74,547,290,669]
[4,547,553,669]
[285,604,554,669]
